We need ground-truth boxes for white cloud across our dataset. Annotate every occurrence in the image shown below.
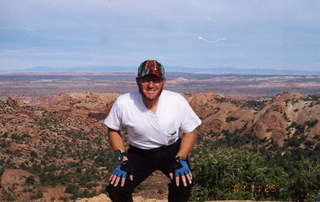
[198,36,226,44]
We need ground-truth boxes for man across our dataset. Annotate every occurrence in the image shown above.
[104,60,201,202]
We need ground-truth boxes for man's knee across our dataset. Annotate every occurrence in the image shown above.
[168,182,193,202]
[168,182,192,192]
[106,184,134,202]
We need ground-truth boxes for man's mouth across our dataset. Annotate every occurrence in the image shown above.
[146,91,156,95]
[146,89,157,93]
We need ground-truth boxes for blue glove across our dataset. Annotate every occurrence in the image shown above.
[113,165,128,178]
[112,160,133,178]
[109,160,134,187]
[169,157,193,186]
[174,159,191,176]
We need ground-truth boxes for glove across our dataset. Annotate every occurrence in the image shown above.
[170,157,192,187]
[112,160,133,177]
[174,158,191,177]
[110,160,134,187]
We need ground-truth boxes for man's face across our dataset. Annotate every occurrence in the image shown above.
[136,75,165,102]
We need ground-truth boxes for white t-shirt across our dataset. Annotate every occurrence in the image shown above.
[104,90,202,149]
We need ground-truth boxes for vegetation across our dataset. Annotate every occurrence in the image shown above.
[225,116,238,123]
[241,100,266,110]
[190,134,320,201]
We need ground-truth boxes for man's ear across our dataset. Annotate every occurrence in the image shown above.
[163,78,166,84]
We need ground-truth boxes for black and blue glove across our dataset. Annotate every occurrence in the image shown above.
[174,158,191,177]
[170,157,193,187]
[109,160,133,187]
[112,164,128,178]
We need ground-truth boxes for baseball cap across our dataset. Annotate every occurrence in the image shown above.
[137,60,165,79]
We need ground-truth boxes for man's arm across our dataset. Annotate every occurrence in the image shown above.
[176,129,197,159]
[107,127,126,153]
[107,127,131,187]
[170,129,198,187]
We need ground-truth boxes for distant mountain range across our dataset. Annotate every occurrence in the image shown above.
[3,66,320,75]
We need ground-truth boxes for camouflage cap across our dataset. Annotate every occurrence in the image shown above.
[137,60,165,79]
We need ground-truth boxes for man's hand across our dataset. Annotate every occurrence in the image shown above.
[109,160,134,187]
[169,157,192,187]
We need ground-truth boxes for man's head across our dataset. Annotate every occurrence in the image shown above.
[136,60,166,103]
[137,60,165,79]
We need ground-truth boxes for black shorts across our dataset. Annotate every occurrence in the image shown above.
[106,139,192,202]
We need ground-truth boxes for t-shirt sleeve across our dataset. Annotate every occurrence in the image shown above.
[104,98,122,131]
[180,96,202,133]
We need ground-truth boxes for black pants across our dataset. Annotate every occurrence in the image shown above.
[106,139,192,202]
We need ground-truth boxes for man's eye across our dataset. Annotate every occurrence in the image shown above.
[142,78,161,83]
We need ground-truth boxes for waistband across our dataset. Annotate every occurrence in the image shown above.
[129,138,181,153]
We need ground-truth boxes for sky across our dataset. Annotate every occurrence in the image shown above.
[0,0,320,73]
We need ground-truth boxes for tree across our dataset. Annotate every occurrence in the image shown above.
[65,184,79,194]
[191,147,289,201]
[25,176,35,185]
[288,158,320,201]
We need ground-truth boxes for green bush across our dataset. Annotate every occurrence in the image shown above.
[25,176,35,185]
[65,184,79,194]
[225,116,238,123]
[30,191,43,200]
[191,147,289,201]
[190,136,320,202]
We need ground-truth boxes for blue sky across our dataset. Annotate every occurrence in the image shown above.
[0,0,320,73]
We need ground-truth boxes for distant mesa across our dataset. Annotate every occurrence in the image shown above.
[70,77,91,81]
[167,77,189,84]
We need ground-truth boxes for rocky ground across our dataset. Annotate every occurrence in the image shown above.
[1,91,319,201]
[76,193,282,202]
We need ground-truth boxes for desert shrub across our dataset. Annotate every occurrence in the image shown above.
[190,147,289,201]
[0,166,4,176]
[215,97,228,103]
[242,100,266,110]
[72,189,96,199]
[11,133,30,143]
[285,136,302,147]
[30,151,38,158]
[25,176,35,185]
[225,116,238,123]
[305,120,318,128]
[287,158,320,201]
[79,168,99,186]
[1,192,15,201]
[40,171,70,186]
[30,191,43,200]
[65,184,79,194]
[190,142,320,201]
[213,130,253,148]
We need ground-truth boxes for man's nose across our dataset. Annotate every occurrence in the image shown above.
[146,81,155,87]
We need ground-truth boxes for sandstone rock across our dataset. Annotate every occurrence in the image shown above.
[1,169,39,193]
[6,97,21,109]
[76,194,280,202]
[272,92,304,102]
[76,193,111,202]
[75,194,167,202]
[39,92,119,119]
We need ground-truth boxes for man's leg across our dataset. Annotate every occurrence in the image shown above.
[106,171,152,202]
[157,140,193,202]
[106,148,154,202]
[167,180,192,202]
[106,182,134,202]
[162,162,193,202]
